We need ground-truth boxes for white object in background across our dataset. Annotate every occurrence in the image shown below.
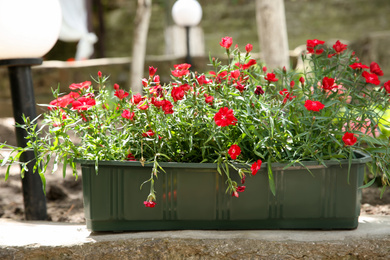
[172,0,202,27]
[0,0,62,59]
[59,0,97,60]
[164,25,205,57]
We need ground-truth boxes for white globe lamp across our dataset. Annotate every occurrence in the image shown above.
[0,0,62,59]
[172,0,202,27]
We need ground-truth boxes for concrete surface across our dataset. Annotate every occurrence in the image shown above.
[0,216,389,259]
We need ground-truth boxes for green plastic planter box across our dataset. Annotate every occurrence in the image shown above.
[79,152,370,232]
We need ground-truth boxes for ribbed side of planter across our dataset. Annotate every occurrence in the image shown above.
[80,154,370,232]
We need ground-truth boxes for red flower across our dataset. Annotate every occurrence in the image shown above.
[132,93,144,104]
[144,201,156,208]
[209,71,228,84]
[180,83,191,92]
[71,97,96,111]
[149,66,157,77]
[151,97,164,108]
[228,144,241,160]
[114,89,129,100]
[307,39,325,47]
[304,100,325,112]
[214,107,237,127]
[162,99,174,114]
[370,62,383,76]
[279,88,296,103]
[121,109,135,120]
[383,80,390,94]
[265,73,278,82]
[241,174,246,184]
[342,132,357,146]
[49,92,80,110]
[142,130,155,137]
[171,86,185,102]
[242,59,257,70]
[137,102,149,110]
[150,85,164,97]
[236,186,246,193]
[172,69,190,77]
[349,62,369,70]
[251,160,262,175]
[153,75,160,84]
[362,71,380,85]
[245,43,253,53]
[278,88,289,100]
[299,77,305,86]
[196,75,206,85]
[113,83,120,90]
[204,94,214,105]
[230,69,240,79]
[255,85,264,95]
[142,78,148,88]
[174,63,191,70]
[219,36,233,49]
[321,77,336,90]
[328,40,347,57]
[69,81,91,90]
[306,39,325,54]
[235,82,245,92]
[97,71,102,78]
[126,153,137,161]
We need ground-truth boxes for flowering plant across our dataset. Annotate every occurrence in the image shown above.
[2,37,390,206]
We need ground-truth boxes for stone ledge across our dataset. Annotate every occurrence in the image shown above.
[0,216,389,259]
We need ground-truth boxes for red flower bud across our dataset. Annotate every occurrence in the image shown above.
[149,66,157,77]
[245,43,253,53]
[290,80,295,88]
[299,77,305,85]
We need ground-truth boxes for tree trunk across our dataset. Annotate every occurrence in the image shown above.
[255,0,289,70]
[130,0,152,93]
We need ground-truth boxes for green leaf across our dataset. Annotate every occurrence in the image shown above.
[62,156,68,178]
[267,157,276,196]
[1,152,11,167]
[52,154,59,174]
[347,148,353,184]
[359,178,376,189]
[5,164,11,181]
[95,157,99,175]
[39,173,46,195]
[380,186,387,199]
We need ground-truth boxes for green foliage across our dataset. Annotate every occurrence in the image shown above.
[1,37,390,204]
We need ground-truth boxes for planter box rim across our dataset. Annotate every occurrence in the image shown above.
[75,150,371,168]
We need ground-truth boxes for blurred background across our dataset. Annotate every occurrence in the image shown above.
[47,0,390,60]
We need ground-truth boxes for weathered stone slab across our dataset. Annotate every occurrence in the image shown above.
[0,216,389,259]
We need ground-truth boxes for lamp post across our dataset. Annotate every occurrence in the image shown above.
[171,0,202,65]
[0,0,62,220]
